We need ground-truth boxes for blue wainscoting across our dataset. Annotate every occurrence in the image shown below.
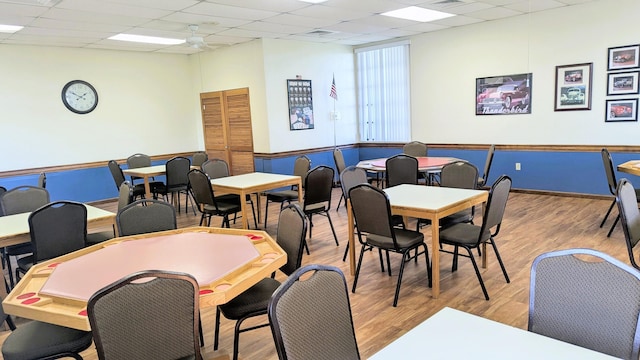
[1,148,637,204]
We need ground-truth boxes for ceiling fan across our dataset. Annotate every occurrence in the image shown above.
[185,24,210,50]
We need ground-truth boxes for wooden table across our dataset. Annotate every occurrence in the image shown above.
[370,307,616,359]
[618,160,640,176]
[346,184,487,298]
[209,172,302,230]
[2,227,286,331]
[122,164,166,199]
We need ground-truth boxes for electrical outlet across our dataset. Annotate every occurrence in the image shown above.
[515,162,521,171]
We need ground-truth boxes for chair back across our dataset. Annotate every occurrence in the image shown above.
[402,141,427,157]
[333,148,346,178]
[37,172,47,188]
[529,248,640,360]
[126,153,152,169]
[201,159,230,179]
[192,151,208,167]
[277,204,308,275]
[117,181,134,211]
[268,264,360,360]
[602,148,618,195]
[440,161,478,189]
[188,169,219,209]
[0,186,50,215]
[617,178,640,270]
[108,160,126,190]
[340,166,368,202]
[116,199,176,236]
[303,166,334,210]
[478,175,512,239]
[29,201,87,263]
[0,186,6,217]
[165,156,190,189]
[349,184,396,245]
[88,270,202,360]
[385,154,418,188]
[293,156,311,188]
[480,144,496,185]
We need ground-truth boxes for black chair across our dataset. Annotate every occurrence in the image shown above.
[477,144,495,188]
[439,161,479,227]
[1,291,92,360]
[107,160,146,200]
[192,151,208,167]
[402,141,428,157]
[0,185,50,288]
[155,156,195,214]
[37,172,46,188]
[385,154,418,188]
[303,165,339,248]
[349,183,431,307]
[188,169,241,228]
[529,248,640,360]
[264,155,311,228]
[214,204,307,360]
[201,158,257,229]
[616,178,640,270]
[438,175,512,300]
[116,199,177,236]
[126,153,164,198]
[87,270,202,360]
[333,148,347,209]
[16,201,88,283]
[86,180,134,246]
[601,148,640,237]
[268,264,361,360]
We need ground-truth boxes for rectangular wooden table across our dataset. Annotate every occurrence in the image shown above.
[122,164,166,199]
[209,172,302,230]
[346,184,488,298]
[2,227,286,331]
[618,160,640,176]
[369,307,617,359]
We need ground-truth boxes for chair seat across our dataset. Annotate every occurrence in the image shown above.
[85,231,114,246]
[367,229,424,250]
[219,277,280,319]
[203,201,241,214]
[1,320,92,360]
[15,255,34,274]
[303,202,327,214]
[215,194,242,204]
[5,243,32,256]
[439,222,491,247]
[440,209,473,228]
[266,190,298,202]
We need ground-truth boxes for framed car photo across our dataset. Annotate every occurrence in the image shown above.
[607,71,640,95]
[605,98,638,122]
[607,44,640,71]
[554,63,592,111]
[475,73,532,115]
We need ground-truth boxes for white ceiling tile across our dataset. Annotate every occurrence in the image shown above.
[505,0,566,12]
[262,13,340,29]
[56,0,173,19]
[465,6,523,20]
[199,0,310,13]
[432,15,485,27]
[289,5,373,22]
[103,0,200,11]
[181,2,279,21]
[161,12,253,29]
[237,21,313,35]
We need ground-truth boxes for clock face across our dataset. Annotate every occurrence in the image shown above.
[62,80,98,114]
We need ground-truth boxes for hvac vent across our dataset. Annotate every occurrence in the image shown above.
[432,0,465,8]
[306,30,337,36]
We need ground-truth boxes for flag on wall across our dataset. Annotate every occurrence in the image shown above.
[329,74,338,100]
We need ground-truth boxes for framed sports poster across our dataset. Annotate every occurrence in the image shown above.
[287,79,314,130]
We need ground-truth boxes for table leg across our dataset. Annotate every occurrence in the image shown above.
[143,176,152,199]
[255,193,262,224]
[431,218,440,298]
[240,190,249,229]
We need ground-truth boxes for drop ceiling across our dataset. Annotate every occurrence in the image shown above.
[0,0,598,54]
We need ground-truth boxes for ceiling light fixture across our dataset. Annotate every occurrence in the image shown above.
[108,33,185,45]
[381,6,455,22]
[0,24,24,33]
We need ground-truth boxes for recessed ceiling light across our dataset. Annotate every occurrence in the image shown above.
[299,0,328,4]
[0,24,24,33]
[381,6,455,22]
[108,34,185,45]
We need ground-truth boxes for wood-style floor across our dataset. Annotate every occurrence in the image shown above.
[0,188,629,359]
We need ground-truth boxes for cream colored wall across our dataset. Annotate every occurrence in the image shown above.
[0,45,198,171]
[410,0,638,145]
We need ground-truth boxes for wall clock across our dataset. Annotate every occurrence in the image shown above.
[61,80,98,114]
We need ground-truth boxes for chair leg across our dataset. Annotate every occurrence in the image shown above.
[452,245,459,272]
[325,211,339,246]
[466,246,489,300]
[422,243,432,288]
[607,215,620,237]
[386,250,392,276]
[264,199,270,228]
[336,194,344,211]
[488,239,510,283]
[351,245,367,293]
[249,197,258,229]
[307,214,313,239]
[393,251,410,307]
[214,307,221,350]
[600,198,616,228]
[198,313,204,347]
[342,241,349,262]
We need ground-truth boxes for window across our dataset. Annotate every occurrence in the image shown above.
[355,41,411,142]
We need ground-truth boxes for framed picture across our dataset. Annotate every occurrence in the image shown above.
[475,73,532,115]
[554,63,592,111]
[287,79,314,130]
[605,98,638,122]
[607,44,640,71]
[607,71,640,95]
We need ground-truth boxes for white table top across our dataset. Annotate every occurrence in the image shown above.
[369,307,617,359]
[384,184,486,211]
[121,164,166,176]
[209,172,300,189]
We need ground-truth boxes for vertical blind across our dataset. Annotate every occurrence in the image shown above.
[355,41,411,142]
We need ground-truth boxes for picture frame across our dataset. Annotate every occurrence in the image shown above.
[554,63,592,111]
[287,79,314,130]
[607,71,640,95]
[475,73,532,115]
[605,98,638,122]
[607,44,640,71]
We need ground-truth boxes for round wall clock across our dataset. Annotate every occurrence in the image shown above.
[61,80,98,114]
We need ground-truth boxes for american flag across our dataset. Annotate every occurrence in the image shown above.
[329,75,338,100]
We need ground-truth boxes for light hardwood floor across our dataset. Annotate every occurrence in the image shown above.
[0,188,628,359]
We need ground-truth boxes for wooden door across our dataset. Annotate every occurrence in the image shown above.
[200,88,254,175]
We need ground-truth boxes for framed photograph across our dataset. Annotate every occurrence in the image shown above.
[607,71,640,95]
[475,73,532,115]
[287,79,314,130]
[554,63,592,111]
[605,98,638,122]
[608,44,640,71]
